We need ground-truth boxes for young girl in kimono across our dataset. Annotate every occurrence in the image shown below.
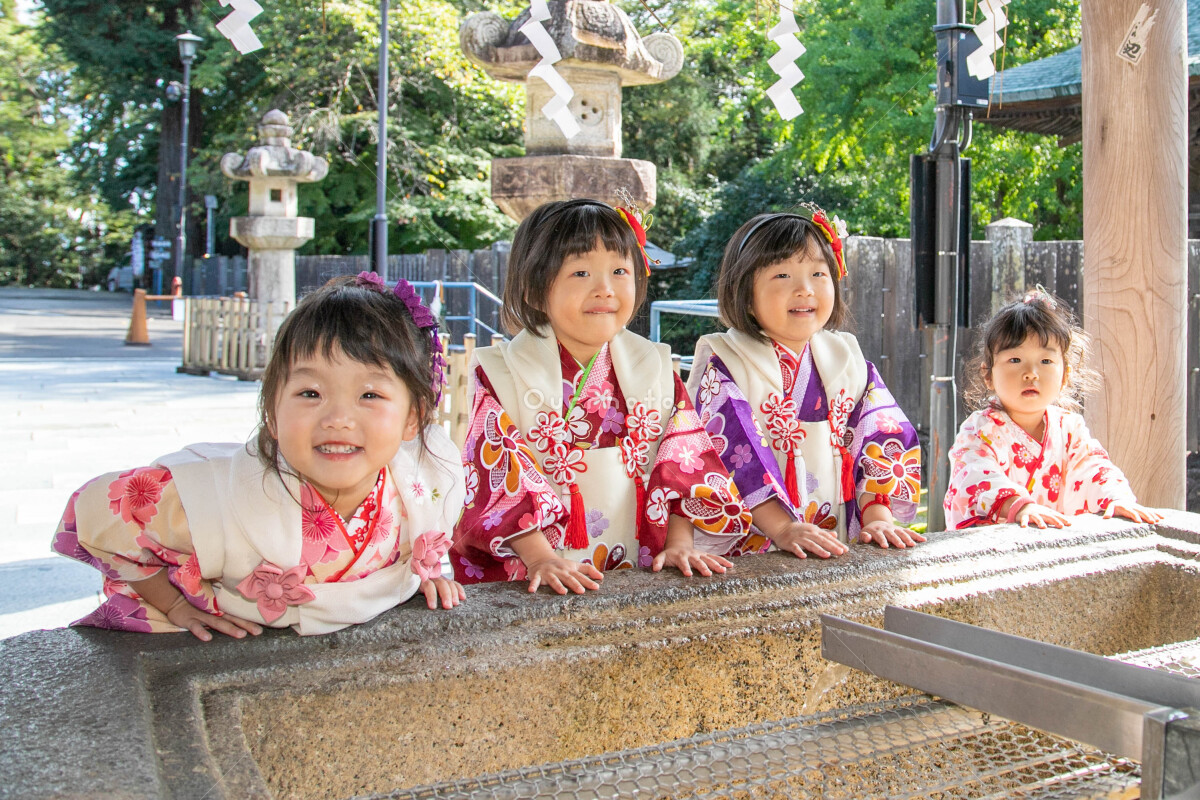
[944,289,1162,529]
[51,274,467,639]
[452,198,753,593]
[688,205,925,555]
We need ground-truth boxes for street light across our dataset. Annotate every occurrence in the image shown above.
[174,30,203,291]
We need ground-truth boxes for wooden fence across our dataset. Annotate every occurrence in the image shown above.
[179,296,291,381]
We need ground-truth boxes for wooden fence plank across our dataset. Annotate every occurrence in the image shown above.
[1189,240,1200,453]
[1056,241,1083,316]
[845,237,884,367]
[1024,241,1059,298]
[884,239,923,425]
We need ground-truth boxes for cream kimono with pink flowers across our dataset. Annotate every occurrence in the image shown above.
[52,426,466,635]
[944,406,1138,529]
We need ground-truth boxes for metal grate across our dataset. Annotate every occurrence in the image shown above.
[377,695,1139,800]
[1119,638,1200,680]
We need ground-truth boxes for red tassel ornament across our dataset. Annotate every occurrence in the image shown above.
[784,453,801,507]
[564,482,589,550]
[836,446,856,505]
[634,475,648,547]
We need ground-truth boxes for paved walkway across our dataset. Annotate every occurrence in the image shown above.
[0,288,260,638]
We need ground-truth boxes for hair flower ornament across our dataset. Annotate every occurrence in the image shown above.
[797,202,846,279]
[614,188,659,277]
[354,271,388,293]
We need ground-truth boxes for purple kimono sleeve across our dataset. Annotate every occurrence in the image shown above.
[693,356,794,516]
[848,361,922,523]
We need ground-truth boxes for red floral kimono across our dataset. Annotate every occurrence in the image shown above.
[452,336,752,584]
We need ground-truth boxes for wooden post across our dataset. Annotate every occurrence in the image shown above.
[1082,0,1187,509]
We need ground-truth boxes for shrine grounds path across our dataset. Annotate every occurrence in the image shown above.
[0,288,259,638]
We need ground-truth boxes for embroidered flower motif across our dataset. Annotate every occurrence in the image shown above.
[405,475,429,504]
[564,403,592,441]
[966,480,992,512]
[1011,441,1040,470]
[673,444,704,474]
[586,508,610,539]
[620,436,650,478]
[599,405,625,436]
[625,401,663,442]
[530,410,568,453]
[463,463,479,507]
[681,472,752,535]
[1041,463,1063,502]
[545,445,586,485]
[767,415,806,455]
[760,391,798,422]
[1092,466,1111,485]
[537,491,565,526]
[731,443,754,469]
[583,542,632,571]
[411,530,451,581]
[801,500,838,531]
[646,487,681,526]
[828,390,855,447]
[581,380,616,414]
[459,557,485,580]
[874,413,903,435]
[503,557,527,582]
[301,503,339,545]
[482,510,504,530]
[480,409,543,496]
[173,554,204,598]
[75,593,154,633]
[698,365,722,405]
[704,410,729,456]
[235,562,316,624]
[106,467,171,528]
[638,545,653,568]
[861,439,922,502]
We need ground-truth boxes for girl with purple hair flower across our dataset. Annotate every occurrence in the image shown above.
[51,274,466,638]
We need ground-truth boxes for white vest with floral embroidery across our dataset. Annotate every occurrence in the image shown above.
[472,327,675,569]
[689,329,867,542]
[150,425,465,635]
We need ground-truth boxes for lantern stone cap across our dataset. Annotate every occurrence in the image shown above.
[460,0,683,86]
[220,110,329,184]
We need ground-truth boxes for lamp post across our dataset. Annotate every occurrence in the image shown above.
[372,1,388,275]
[174,30,203,290]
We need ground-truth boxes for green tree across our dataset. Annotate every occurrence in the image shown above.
[0,0,136,287]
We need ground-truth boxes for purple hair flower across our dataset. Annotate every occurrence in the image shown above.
[390,279,446,404]
[354,271,387,292]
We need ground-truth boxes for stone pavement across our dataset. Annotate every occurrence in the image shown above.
[0,288,260,638]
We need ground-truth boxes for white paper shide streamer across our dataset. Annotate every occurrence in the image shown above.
[520,0,580,139]
[216,0,265,54]
[965,0,1011,80]
[765,1,806,121]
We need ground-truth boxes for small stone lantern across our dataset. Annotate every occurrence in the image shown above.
[460,0,683,221]
[221,110,328,306]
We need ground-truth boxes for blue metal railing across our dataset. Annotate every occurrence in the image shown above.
[649,299,720,373]
[407,281,505,347]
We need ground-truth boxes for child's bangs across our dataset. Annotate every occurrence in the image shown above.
[749,217,829,272]
[555,204,640,265]
[988,304,1071,357]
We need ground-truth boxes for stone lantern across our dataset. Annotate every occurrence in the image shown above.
[460,0,683,221]
[221,110,328,306]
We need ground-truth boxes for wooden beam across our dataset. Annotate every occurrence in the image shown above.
[1082,0,1188,508]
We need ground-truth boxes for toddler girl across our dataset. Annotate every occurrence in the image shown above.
[452,198,752,592]
[689,205,925,555]
[945,289,1161,529]
[52,274,467,638]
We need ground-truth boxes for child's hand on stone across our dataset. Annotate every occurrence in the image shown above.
[858,520,925,549]
[772,521,846,559]
[1103,502,1163,524]
[525,555,603,594]
[166,595,263,642]
[420,577,466,609]
[1015,503,1071,529]
[651,544,732,577]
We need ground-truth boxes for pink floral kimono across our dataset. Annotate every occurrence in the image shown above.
[451,328,752,584]
[52,428,465,635]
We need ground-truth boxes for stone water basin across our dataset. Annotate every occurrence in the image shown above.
[214,517,1200,799]
[4,513,1200,800]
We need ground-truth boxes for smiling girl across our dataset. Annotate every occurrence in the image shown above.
[689,205,925,555]
[451,198,752,592]
[945,289,1161,529]
[51,275,467,638]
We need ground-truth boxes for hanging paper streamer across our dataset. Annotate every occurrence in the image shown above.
[965,0,1011,79]
[519,0,580,138]
[216,0,265,54]
[765,1,806,121]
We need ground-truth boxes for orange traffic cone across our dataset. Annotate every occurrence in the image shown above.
[125,288,151,346]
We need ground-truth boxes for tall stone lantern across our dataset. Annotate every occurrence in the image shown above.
[221,110,328,306]
[460,0,683,221]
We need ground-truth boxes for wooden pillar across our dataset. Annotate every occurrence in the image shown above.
[1082,0,1188,509]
